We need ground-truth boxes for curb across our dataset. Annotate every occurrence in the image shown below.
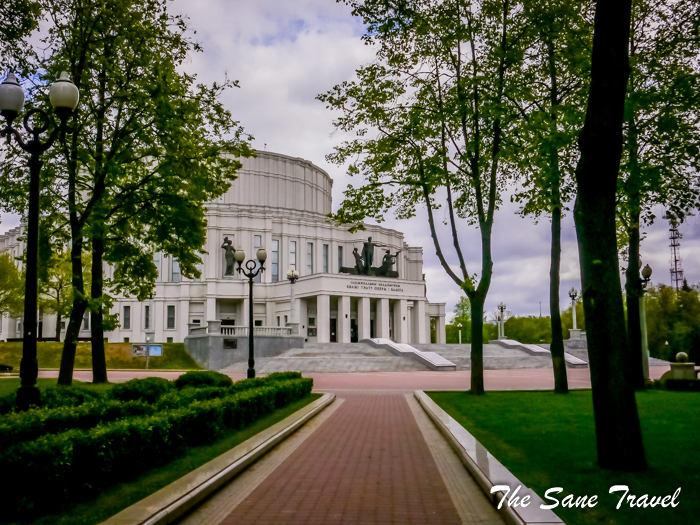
[414,390,564,525]
[102,392,336,525]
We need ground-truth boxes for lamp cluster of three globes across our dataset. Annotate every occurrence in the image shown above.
[1,71,79,410]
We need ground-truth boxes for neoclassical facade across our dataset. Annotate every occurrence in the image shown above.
[0,151,446,345]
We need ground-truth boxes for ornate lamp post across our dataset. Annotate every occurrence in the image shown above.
[568,287,579,331]
[235,245,267,378]
[497,302,506,339]
[286,269,300,334]
[0,72,79,410]
[640,264,653,383]
[457,322,463,345]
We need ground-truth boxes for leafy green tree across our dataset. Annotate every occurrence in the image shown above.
[39,250,73,341]
[20,0,253,385]
[503,316,552,344]
[321,0,530,394]
[573,0,646,470]
[510,0,593,393]
[0,0,40,72]
[0,252,23,317]
[644,284,700,363]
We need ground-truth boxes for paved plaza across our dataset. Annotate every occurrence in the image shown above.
[33,365,671,524]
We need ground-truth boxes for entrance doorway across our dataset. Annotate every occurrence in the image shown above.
[330,318,337,342]
[370,319,376,338]
[350,319,358,342]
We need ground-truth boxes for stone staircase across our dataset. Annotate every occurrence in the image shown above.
[219,342,431,374]
[411,343,554,370]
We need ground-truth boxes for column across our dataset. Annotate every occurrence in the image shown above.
[413,300,427,343]
[266,301,276,327]
[338,296,351,343]
[154,300,165,343]
[377,298,390,339]
[437,314,446,344]
[207,297,217,322]
[179,300,189,342]
[392,300,408,343]
[317,294,330,343]
[358,297,371,340]
[241,297,249,329]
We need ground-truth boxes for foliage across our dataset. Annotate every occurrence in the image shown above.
[0,399,155,449]
[503,316,553,344]
[0,251,24,316]
[174,370,234,390]
[40,384,105,409]
[0,377,313,518]
[0,0,40,73]
[108,377,173,404]
[644,284,700,363]
[660,379,700,392]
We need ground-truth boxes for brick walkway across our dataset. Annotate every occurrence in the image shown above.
[221,393,464,525]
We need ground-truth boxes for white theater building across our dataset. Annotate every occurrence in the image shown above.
[0,151,446,345]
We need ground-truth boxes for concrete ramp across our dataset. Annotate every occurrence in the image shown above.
[365,338,457,371]
[490,339,587,367]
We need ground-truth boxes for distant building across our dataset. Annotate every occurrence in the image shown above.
[0,151,446,344]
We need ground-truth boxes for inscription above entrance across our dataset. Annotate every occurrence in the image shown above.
[346,280,404,293]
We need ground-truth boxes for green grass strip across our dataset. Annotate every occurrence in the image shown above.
[1,393,321,525]
[428,389,700,525]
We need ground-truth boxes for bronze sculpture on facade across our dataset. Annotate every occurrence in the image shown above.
[221,237,236,275]
[340,237,401,278]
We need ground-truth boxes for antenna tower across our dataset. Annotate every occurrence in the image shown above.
[663,213,684,290]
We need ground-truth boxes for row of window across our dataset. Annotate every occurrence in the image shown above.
[153,240,351,283]
[121,304,176,330]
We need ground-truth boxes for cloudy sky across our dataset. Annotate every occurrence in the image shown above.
[2,0,698,321]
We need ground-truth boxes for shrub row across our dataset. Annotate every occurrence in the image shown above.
[1,377,313,517]
[0,399,155,449]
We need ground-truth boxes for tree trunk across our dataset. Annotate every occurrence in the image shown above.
[90,230,108,383]
[573,0,646,470]
[58,238,87,386]
[550,193,569,393]
[470,294,485,395]
[625,119,645,390]
[55,312,61,342]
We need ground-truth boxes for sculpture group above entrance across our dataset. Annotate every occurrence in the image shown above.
[341,237,401,278]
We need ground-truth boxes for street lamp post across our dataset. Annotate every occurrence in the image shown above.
[0,72,79,410]
[145,336,151,370]
[286,269,300,334]
[640,264,653,384]
[568,287,579,331]
[497,302,506,339]
[457,322,462,345]
[235,245,267,378]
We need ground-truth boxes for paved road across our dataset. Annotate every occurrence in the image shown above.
[38,365,671,391]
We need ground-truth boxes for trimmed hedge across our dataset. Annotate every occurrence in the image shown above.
[663,378,700,391]
[0,385,107,415]
[174,370,233,390]
[1,377,313,517]
[109,377,173,404]
[0,400,155,449]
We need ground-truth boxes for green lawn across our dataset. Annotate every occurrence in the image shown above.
[0,378,115,397]
[429,390,700,525]
[2,392,322,525]
[0,341,201,370]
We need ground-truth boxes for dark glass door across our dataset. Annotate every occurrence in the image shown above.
[330,319,337,342]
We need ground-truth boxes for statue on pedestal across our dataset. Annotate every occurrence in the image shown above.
[339,237,401,278]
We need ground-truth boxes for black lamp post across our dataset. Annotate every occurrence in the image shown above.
[0,72,79,410]
[234,245,267,378]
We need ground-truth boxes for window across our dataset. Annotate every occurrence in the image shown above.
[83,312,90,330]
[254,235,262,283]
[289,241,297,271]
[277,316,280,327]
[167,337,173,343]
[308,317,316,327]
[323,244,329,273]
[61,321,66,330]
[144,305,150,330]
[167,305,175,329]
[123,306,131,330]
[338,246,343,272]
[171,258,181,283]
[284,315,288,325]
[254,319,263,327]
[271,240,279,282]
[154,252,161,281]
[306,242,314,275]
[123,337,130,343]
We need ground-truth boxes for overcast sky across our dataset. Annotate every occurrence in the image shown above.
[2,0,698,321]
